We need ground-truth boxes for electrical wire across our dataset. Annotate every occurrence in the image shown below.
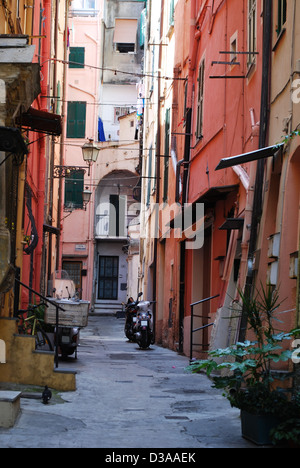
[38,56,187,82]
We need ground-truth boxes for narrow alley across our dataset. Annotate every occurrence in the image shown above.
[0,315,257,449]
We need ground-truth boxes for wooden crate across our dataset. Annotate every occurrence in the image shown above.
[45,300,90,327]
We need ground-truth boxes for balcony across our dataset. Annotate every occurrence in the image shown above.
[95,213,137,239]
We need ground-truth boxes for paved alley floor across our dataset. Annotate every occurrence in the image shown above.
[0,315,259,449]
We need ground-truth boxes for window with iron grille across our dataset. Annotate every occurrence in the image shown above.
[114,107,131,124]
[62,261,82,297]
[98,256,119,300]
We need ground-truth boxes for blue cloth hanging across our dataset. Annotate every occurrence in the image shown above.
[98,117,106,142]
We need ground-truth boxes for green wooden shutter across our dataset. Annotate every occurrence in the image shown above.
[67,102,86,138]
[64,170,84,209]
[69,47,85,68]
[76,102,86,138]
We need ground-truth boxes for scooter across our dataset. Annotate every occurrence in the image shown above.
[124,292,142,342]
[55,326,80,360]
[134,300,154,349]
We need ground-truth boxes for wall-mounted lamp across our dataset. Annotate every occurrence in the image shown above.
[54,138,100,178]
[82,187,92,211]
[81,138,100,175]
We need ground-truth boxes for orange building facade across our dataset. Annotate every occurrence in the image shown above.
[141,0,300,369]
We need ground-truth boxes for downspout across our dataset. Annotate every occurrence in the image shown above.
[178,0,197,353]
[153,0,164,340]
[238,0,272,341]
[184,0,197,205]
[56,0,69,270]
[47,0,59,288]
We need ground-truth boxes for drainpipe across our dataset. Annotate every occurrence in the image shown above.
[238,0,272,341]
[153,0,164,339]
[177,0,197,353]
[56,0,69,271]
[46,0,59,288]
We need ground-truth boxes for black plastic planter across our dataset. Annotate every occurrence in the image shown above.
[241,410,280,445]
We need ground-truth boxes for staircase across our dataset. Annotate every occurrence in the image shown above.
[92,302,124,316]
[0,317,76,392]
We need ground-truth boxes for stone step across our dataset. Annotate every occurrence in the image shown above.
[0,391,21,428]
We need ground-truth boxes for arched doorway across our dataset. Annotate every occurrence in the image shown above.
[93,170,140,314]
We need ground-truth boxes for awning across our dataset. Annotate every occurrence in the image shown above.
[168,185,239,229]
[215,144,284,171]
[43,224,60,235]
[113,19,138,44]
[219,218,244,230]
[16,107,62,136]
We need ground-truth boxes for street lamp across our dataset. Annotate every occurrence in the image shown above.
[82,187,92,211]
[81,138,100,175]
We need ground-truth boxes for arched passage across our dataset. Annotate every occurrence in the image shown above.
[93,170,140,313]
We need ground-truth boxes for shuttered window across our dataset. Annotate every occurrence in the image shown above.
[64,170,84,209]
[69,47,85,68]
[67,101,86,138]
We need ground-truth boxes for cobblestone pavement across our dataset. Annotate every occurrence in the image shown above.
[0,315,259,449]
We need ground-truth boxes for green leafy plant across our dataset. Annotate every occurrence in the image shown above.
[188,283,300,418]
[270,393,300,446]
[270,418,300,447]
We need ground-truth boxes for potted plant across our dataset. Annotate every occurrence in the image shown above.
[188,284,300,445]
[270,417,300,448]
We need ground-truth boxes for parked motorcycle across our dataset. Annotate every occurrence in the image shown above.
[124,292,142,342]
[55,326,80,360]
[134,300,154,349]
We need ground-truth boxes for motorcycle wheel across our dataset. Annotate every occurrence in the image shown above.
[125,326,135,341]
[139,329,151,349]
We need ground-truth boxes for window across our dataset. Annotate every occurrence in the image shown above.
[71,0,96,13]
[69,47,85,68]
[230,35,238,64]
[196,60,205,139]
[114,107,131,124]
[98,256,119,300]
[113,19,138,54]
[67,101,86,138]
[64,170,84,209]
[109,194,126,237]
[183,80,188,127]
[62,261,82,297]
[169,0,175,27]
[277,0,287,36]
[248,0,257,66]
[163,109,170,203]
[147,145,153,206]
